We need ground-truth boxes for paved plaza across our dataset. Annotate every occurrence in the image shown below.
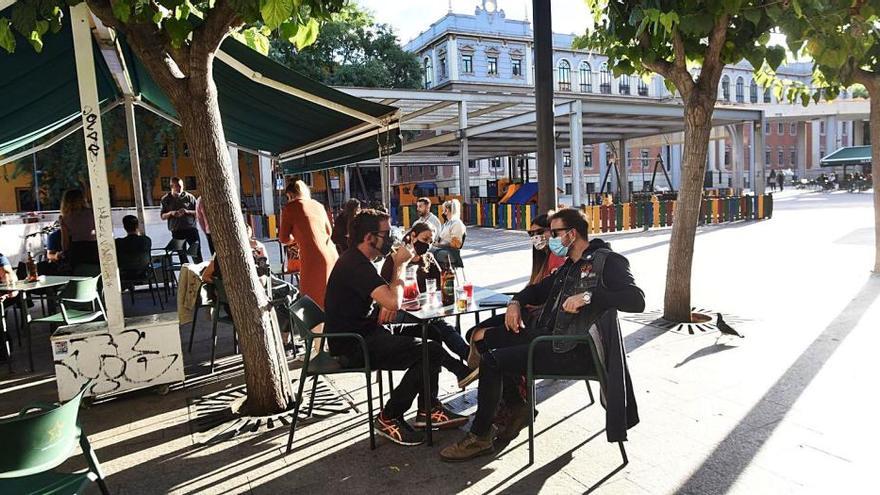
[1,188,877,494]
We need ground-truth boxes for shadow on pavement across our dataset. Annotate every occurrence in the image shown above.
[677,275,880,494]
[674,342,739,368]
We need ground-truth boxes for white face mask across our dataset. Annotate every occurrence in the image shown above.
[531,235,547,251]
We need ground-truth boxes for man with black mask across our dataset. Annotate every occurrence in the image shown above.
[324,209,469,446]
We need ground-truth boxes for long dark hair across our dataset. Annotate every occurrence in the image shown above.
[402,222,433,245]
[529,213,552,285]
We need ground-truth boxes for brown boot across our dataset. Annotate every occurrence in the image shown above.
[495,402,530,442]
[440,426,497,462]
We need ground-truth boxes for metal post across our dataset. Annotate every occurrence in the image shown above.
[124,97,146,229]
[71,3,124,330]
[343,166,351,202]
[380,158,391,208]
[459,101,470,203]
[259,152,275,215]
[617,139,630,202]
[753,118,766,194]
[533,0,556,213]
[569,100,583,207]
[31,148,41,211]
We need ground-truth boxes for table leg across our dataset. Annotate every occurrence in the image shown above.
[19,295,32,371]
[421,320,432,446]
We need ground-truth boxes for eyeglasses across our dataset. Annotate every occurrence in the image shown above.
[548,227,572,238]
[527,228,547,236]
[371,230,391,239]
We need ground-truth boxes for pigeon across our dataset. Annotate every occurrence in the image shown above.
[716,313,744,338]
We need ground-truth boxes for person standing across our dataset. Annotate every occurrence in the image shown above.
[413,197,442,234]
[195,195,213,255]
[768,169,777,192]
[160,177,202,264]
[278,180,338,310]
[60,189,98,268]
[776,170,785,191]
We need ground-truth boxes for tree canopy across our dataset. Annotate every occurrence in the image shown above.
[268,3,422,89]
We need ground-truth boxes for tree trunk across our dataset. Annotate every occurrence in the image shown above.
[171,56,293,414]
[663,99,715,322]
[870,86,880,273]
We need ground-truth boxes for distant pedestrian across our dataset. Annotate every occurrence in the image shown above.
[768,170,777,192]
[776,171,784,191]
[160,177,202,264]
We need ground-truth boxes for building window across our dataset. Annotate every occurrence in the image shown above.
[423,57,433,88]
[557,60,571,91]
[468,159,477,170]
[490,157,502,169]
[563,151,571,168]
[750,80,758,103]
[585,150,593,169]
[724,147,731,166]
[820,147,825,158]
[765,147,771,165]
[735,77,744,103]
[579,62,592,92]
[565,183,572,195]
[637,77,648,96]
[764,122,770,135]
[185,176,197,190]
[487,56,498,75]
[777,147,784,166]
[820,120,825,134]
[640,150,649,169]
[777,122,784,135]
[790,122,797,135]
[470,186,480,198]
[790,147,796,165]
[763,87,772,103]
[512,58,522,76]
[618,76,630,95]
[599,63,612,94]
[721,75,730,101]
[439,57,446,78]
[461,54,473,74]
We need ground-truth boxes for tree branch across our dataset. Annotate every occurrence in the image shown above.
[192,0,243,60]
[697,14,730,93]
[639,30,694,97]
[852,66,878,92]
[672,28,686,71]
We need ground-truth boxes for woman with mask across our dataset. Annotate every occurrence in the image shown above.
[380,223,471,372]
[435,199,466,249]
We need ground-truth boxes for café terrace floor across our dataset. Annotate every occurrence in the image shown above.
[1,188,877,494]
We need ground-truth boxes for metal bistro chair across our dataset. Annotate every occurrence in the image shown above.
[28,276,106,371]
[526,332,628,469]
[208,278,238,373]
[118,246,165,310]
[151,239,190,297]
[0,382,109,495]
[286,295,377,454]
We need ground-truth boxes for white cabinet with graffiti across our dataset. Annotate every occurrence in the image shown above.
[51,312,184,401]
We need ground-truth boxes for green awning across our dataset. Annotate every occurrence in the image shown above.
[820,146,872,168]
[1,7,399,173]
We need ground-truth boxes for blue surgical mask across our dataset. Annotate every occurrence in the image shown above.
[548,234,570,257]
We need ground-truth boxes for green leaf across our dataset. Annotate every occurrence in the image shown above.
[279,20,299,42]
[260,0,293,30]
[28,29,43,52]
[164,18,191,48]
[112,0,131,23]
[765,46,785,71]
[0,18,15,53]
[743,7,761,26]
[174,2,191,21]
[292,17,319,49]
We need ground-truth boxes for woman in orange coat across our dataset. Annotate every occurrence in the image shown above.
[278,180,338,310]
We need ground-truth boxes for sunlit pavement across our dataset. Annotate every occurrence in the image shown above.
[1,188,877,494]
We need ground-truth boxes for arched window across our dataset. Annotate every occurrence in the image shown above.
[423,57,433,89]
[599,62,612,94]
[557,60,571,91]
[763,87,772,103]
[721,75,730,101]
[618,75,630,95]
[749,80,758,103]
[579,62,592,93]
[735,76,744,103]
[637,76,649,96]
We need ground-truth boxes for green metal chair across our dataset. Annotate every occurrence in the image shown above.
[28,276,106,371]
[285,295,376,454]
[0,382,110,494]
[526,333,628,467]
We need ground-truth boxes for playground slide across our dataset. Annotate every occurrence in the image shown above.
[506,182,538,204]
[498,183,521,203]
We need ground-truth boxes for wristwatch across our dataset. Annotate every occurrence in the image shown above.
[582,291,592,305]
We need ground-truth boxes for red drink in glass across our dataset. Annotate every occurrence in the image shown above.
[404,281,420,300]
[463,282,474,299]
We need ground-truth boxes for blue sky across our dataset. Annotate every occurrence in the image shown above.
[354,0,592,45]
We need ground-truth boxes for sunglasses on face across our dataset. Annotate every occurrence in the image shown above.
[527,228,548,236]
[549,227,572,238]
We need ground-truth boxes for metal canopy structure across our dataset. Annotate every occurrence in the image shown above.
[820,145,872,168]
[342,87,763,161]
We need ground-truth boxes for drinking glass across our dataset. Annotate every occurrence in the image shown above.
[425,278,438,293]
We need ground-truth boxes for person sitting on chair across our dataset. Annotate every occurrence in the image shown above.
[434,199,466,249]
[440,208,645,462]
[324,208,469,446]
[115,215,152,277]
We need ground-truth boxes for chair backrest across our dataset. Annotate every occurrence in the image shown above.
[289,295,325,338]
[0,384,88,478]
[59,275,101,302]
[164,239,187,254]
[117,241,151,273]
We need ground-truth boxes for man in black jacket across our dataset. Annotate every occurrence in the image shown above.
[440,208,645,461]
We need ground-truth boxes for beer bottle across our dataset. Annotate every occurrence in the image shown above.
[26,251,38,282]
[441,260,456,306]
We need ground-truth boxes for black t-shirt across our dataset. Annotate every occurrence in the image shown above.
[325,247,387,356]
